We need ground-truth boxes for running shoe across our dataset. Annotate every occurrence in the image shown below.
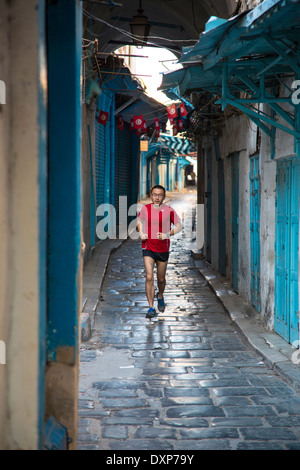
[156,294,165,312]
[146,307,157,319]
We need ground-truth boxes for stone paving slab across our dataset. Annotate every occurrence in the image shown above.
[78,234,300,450]
[193,256,300,391]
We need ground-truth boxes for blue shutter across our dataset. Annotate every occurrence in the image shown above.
[250,154,261,312]
[231,152,239,292]
[218,159,226,276]
[95,120,106,211]
[114,122,132,225]
[275,159,300,344]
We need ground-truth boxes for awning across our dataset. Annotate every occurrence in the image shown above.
[177,156,192,167]
[159,0,300,144]
[158,134,193,155]
[97,61,168,126]
[143,143,192,167]
[179,12,249,66]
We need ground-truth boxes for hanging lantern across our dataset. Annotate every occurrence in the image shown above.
[129,1,151,47]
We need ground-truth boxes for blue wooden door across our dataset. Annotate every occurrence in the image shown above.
[275,159,300,344]
[250,154,261,312]
[231,152,239,292]
[218,159,226,276]
[290,159,300,344]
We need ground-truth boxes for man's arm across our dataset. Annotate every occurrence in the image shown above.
[137,218,148,240]
[157,221,182,240]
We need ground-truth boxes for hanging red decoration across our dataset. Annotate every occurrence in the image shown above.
[117,115,124,130]
[155,129,160,138]
[167,104,178,120]
[179,102,188,117]
[178,119,183,130]
[173,124,178,136]
[142,120,147,133]
[154,118,160,130]
[98,110,109,125]
[133,115,144,129]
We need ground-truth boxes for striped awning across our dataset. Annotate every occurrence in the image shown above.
[158,134,193,155]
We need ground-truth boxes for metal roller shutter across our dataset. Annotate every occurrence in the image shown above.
[95,120,106,211]
[114,122,132,224]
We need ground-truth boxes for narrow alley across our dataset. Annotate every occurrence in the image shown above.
[78,193,300,451]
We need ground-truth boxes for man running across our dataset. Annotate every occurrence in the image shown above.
[137,185,182,319]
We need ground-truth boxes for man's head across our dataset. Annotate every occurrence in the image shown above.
[150,185,166,205]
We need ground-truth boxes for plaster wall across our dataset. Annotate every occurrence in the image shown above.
[259,126,276,329]
[0,0,42,449]
[205,98,295,332]
[0,0,10,448]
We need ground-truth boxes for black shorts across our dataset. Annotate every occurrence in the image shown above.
[142,249,169,262]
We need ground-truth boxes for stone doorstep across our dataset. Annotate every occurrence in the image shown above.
[192,254,300,392]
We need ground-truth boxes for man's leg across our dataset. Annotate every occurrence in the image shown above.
[143,256,155,308]
[156,260,168,299]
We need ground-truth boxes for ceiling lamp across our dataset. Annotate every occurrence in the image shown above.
[129,0,151,47]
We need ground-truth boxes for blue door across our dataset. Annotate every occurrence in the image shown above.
[275,159,300,344]
[250,154,261,312]
[218,159,226,276]
[231,152,239,292]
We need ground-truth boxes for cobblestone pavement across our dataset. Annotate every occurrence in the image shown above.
[78,196,300,451]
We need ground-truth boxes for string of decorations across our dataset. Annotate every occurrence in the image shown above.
[97,102,189,138]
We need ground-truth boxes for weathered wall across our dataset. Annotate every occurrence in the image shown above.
[0,0,10,448]
[204,91,295,332]
[0,0,43,449]
[259,124,276,329]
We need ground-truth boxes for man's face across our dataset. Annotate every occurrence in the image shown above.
[151,189,165,205]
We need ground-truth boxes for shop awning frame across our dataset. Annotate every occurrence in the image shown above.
[159,0,300,153]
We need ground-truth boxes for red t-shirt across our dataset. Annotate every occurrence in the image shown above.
[138,203,181,253]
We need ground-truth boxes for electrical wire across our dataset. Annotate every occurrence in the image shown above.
[83,9,198,52]
[83,10,198,42]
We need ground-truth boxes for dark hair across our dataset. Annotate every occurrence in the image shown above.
[151,185,166,195]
